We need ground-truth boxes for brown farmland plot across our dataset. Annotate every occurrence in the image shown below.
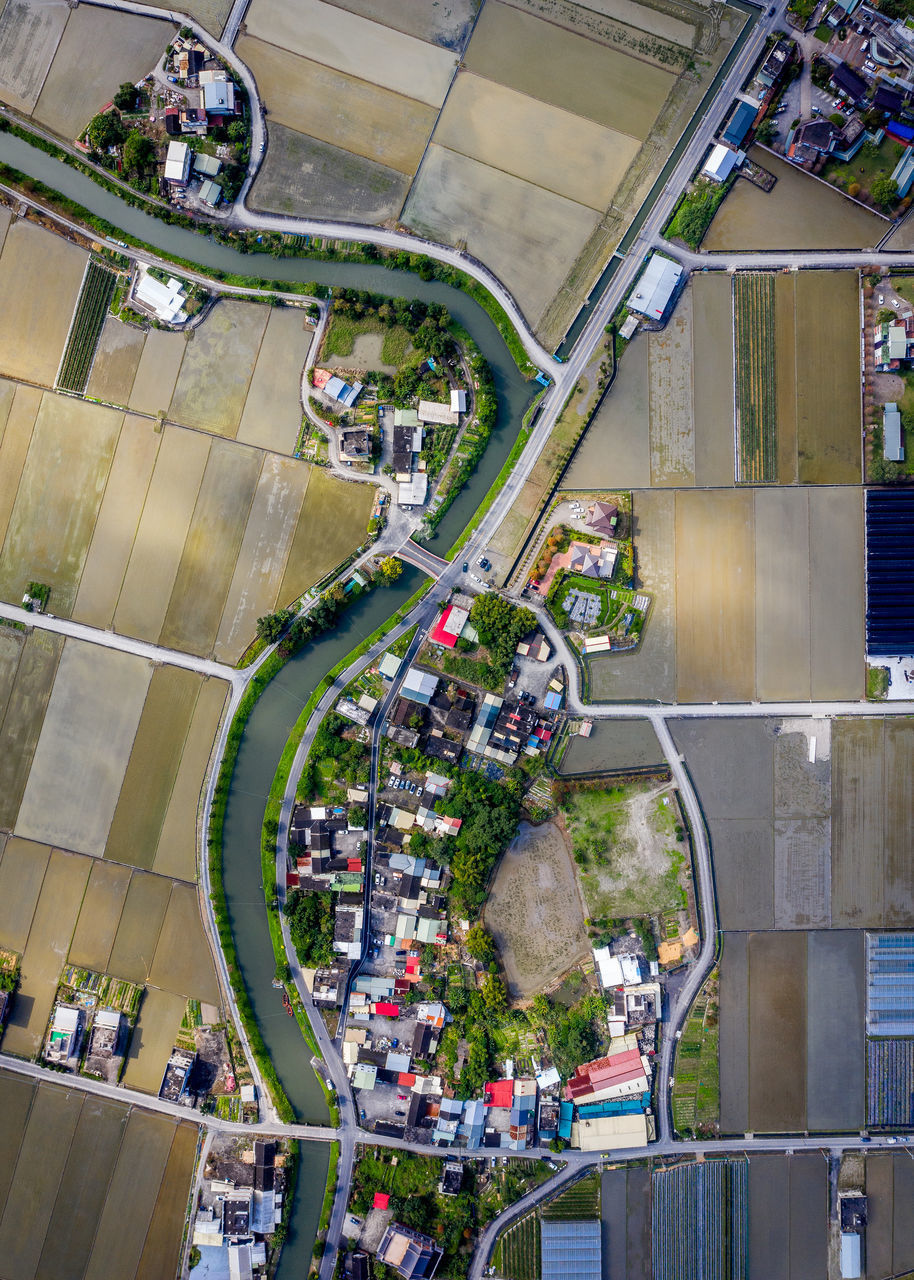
[0,394,123,614]
[152,676,227,881]
[0,1082,83,1277]
[126,0,231,34]
[168,300,268,438]
[277,465,373,608]
[649,286,695,485]
[754,489,811,702]
[112,425,210,643]
[0,221,86,383]
[34,7,174,138]
[674,490,755,703]
[326,0,478,46]
[16,641,151,857]
[149,881,219,1003]
[250,122,410,222]
[127,328,185,415]
[33,1095,129,1280]
[0,630,64,830]
[106,871,172,986]
[0,384,41,548]
[0,0,70,113]
[237,307,313,453]
[564,336,651,489]
[214,454,311,661]
[0,204,11,254]
[67,858,133,973]
[432,72,639,210]
[121,986,188,1093]
[82,1110,177,1280]
[691,274,734,486]
[831,718,886,927]
[104,666,205,871]
[72,414,162,629]
[794,272,860,483]
[244,0,457,106]
[0,1072,38,1207]
[748,931,807,1132]
[135,1121,198,1280]
[807,487,863,700]
[158,437,261,656]
[0,623,24,725]
[883,718,914,926]
[237,36,437,175]
[0,837,51,953]
[464,1,673,137]
[2,848,91,1058]
[86,317,147,406]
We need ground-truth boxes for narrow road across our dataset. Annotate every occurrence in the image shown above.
[0,601,241,685]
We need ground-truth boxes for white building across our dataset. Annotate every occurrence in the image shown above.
[397,472,428,507]
[701,142,744,182]
[418,399,459,426]
[884,402,905,462]
[164,140,191,185]
[627,254,683,321]
[134,271,189,324]
[450,388,467,414]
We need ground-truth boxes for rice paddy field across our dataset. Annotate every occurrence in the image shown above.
[704,148,887,251]
[745,1153,828,1279]
[718,930,864,1134]
[601,1166,651,1280]
[244,0,743,341]
[0,1071,199,1280]
[558,718,665,774]
[0,220,87,385]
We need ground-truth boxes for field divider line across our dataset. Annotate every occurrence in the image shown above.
[53,256,90,391]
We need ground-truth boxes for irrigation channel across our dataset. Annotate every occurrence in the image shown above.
[0,130,540,1273]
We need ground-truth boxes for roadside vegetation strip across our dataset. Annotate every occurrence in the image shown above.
[733,272,777,483]
[315,1140,340,1253]
[56,258,118,393]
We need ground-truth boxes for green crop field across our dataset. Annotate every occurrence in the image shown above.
[493,1210,540,1280]
[672,972,720,1135]
[56,260,118,394]
[733,272,777,484]
[541,1171,601,1219]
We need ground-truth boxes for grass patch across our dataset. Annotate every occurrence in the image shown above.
[866,665,889,700]
[541,1172,600,1219]
[322,312,412,367]
[664,178,731,251]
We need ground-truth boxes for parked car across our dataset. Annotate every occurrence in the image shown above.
[879,294,885,304]
[462,562,469,573]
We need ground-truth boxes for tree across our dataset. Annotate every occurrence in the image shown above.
[122,131,154,175]
[227,119,247,145]
[755,118,775,143]
[877,307,897,324]
[481,972,508,1015]
[870,455,904,482]
[872,176,899,210]
[113,82,139,111]
[256,609,293,643]
[87,111,124,151]
[465,925,496,964]
[848,182,861,198]
[377,556,403,584]
[469,594,536,673]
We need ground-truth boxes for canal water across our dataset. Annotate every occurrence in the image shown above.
[0,131,541,1273]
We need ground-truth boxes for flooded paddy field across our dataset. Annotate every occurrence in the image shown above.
[0,221,85,384]
[602,1166,651,1279]
[237,307,314,452]
[0,630,64,832]
[564,337,652,489]
[865,1153,914,1277]
[0,1071,197,1280]
[485,820,588,999]
[704,148,886,250]
[746,1153,827,1279]
[0,0,70,114]
[122,987,190,1093]
[85,318,146,405]
[558,718,665,774]
[719,930,864,1134]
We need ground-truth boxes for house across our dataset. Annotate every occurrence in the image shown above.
[831,62,867,104]
[377,1223,443,1279]
[379,652,402,680]
[203,78,237,115]
[701,143,743,182]
[755,38,792,91]
[587,500,619,537]
[198,179,222,207]
[417,399,459,426]
[874,84,905,113]
[179,107,207,135]
[438,1161,463,1196]
[46,1005,81,1062]
[516,633,551,662]
[159,1047,196,1101]
[193,151,222,177]
[569,540,616,579]
[884,402,905,461]
[89,1009,123,1057]
[450,388,467,414]
[341,429,371,460]
[400,666,439,706]
[627,255,683,322]
[572,1111,649,1151]
[564,1049,650,1104]
[429,604,470,648]
[164,140,191,184]
[722,99,757,149]
[164,108,180,136]
[397,473,428,506]
[134,272,189,324]
[325,375,363,408]
[222,1190,253,1238]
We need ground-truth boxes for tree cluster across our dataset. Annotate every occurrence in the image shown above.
[439,769,522,913]
[468,594,536,677]
[284,889,336,967]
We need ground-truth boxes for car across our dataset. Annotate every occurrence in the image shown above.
[259,141,265,151]
[167,75,178,82]
[391,1038,399,1048]
[471,573,483,583]
[398,1092,408,1101]
[325,1079,334,1091]
[879,294,885,304]
[811,105,820,114]
[463,563,469,573]
[888,1136,898,1144]
[395,1110,406,1117]
[360,1108,366,1120]
[396,950,407,957]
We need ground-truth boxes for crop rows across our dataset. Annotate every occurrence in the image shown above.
[652,1160,747,1280]
[733,273,777,484]
[541,1171,600,1219]
[867,1038,914,1126]
[56,259,117,393]
[492,1211,539,1280]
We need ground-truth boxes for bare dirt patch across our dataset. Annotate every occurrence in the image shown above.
[484,819,589,1000]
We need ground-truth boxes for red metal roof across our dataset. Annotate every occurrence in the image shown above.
[398,1072,416,1087]
[485,1079,515,1108]
[564,1049,644,1100]
[285,871,299,888]
[347,858,362,872]
[374,1002,399,1018]
[429,606,460,649]
[373,1192,390,1210]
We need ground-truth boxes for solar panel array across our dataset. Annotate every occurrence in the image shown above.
[651,1160,747,1280]
[540,1220,601,1280]
[865,490,914,656]
[866,932,914,1037]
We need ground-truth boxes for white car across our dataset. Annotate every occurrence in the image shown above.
[471,573,483,583]
[879,294,885,305]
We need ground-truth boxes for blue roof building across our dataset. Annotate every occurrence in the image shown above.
[541,1220,601,1280]
[722,100,756,149]
[558,1100,574,1140]
[460,1098,486,1148]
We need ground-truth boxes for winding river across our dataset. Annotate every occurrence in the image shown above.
[0,131,536,1274]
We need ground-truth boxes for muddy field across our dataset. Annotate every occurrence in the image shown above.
[434,71,639,211]
[127,327,186,414]
[16,640,152,857]
[648,287,695,486]
[122,986,188,1093]
[85,317,147,406]
[564,338,652,489]
[602,1166,651,1280]
[131,0,231,34]
[0,221,86,384]
[0,836,51,953]
[0,629,63,830]
[865,1153,914,1278]
[244,0,457,105]
[704,149,886,250]
[68,858,133,973]
[691,275,736,485]
[485,820,589,999]
[251,121,410,221]
[148,881,220,1006]
[326,0,479,48]
[275,464,374,608]
[33,6,173,138]
[237,307,312,453]
[746,1153,828,1278]
[0,0,70,113]
[559,718,665,774]
[169,300,268,438]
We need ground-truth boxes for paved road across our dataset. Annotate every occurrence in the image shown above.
[0,601,241,685]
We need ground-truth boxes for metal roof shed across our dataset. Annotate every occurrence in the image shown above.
[541,1220,601,1280]
[627,254,683,321]
[840,1233,861,1279]
[884,403,904,461]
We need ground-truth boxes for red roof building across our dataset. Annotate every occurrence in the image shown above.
[374,1002,400,1018]
[563,1049,645,1101]
[347,857,363,872]
[484,1079,515,1108]
[430,605,461,648]
[373,1192,390,1210]
[398,1072,416,1087]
